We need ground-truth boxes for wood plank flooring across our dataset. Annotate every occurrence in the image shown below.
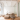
[0,17,20,20]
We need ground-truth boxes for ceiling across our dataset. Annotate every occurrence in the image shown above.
[0,0,17,1]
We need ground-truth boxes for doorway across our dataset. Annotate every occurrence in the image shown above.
[18,2,20,17]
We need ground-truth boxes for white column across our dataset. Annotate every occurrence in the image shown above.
[17,1,18,17]
[1,3,4,14]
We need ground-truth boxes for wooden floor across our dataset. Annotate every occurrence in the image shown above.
[0,17,20,20]
[5,17,20,20]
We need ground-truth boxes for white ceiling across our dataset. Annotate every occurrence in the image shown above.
[0,0,17,1]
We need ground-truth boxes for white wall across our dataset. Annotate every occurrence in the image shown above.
[0,1,17,14]
[3,1,17,14]
[4,7,14,14]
